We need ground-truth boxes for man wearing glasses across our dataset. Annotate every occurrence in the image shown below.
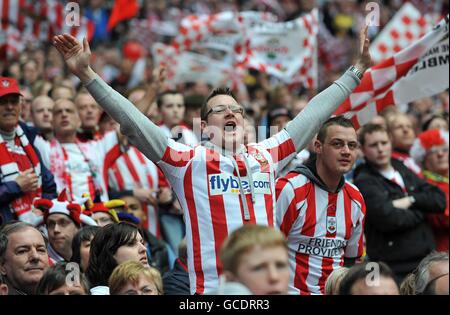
[53,26,371,294]
[276,116,366,295]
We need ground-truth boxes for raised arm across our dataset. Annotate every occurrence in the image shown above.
[134,66,166,117]
[285,26,372,152]
[53,35,167,162]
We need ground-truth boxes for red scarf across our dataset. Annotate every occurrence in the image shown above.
[49,139,102,201]
[0,125,42,216]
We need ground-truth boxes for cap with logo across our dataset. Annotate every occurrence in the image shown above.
[0,77,23,98]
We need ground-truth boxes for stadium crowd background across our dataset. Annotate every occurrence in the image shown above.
[0,0,448,296]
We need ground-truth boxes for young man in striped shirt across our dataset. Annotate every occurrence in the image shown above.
[53,26,371,294]
[276,116,366,295]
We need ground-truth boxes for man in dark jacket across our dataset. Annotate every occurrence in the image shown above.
[354,124,446,281]
[0,77,57,225]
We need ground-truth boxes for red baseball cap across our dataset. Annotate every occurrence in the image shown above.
[0,77,23,98]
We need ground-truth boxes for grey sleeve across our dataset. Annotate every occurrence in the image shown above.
[285,70,361,152]
[85,75,167,162]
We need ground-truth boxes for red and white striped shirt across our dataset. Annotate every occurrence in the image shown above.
[157,129,296,294]
[34,131,120,201]
[108,146,161,237]
[276,172,366,295]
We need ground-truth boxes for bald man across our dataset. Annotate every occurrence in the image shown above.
[31,95,54,140]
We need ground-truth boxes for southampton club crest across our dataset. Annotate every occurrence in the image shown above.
[326,216,337,234]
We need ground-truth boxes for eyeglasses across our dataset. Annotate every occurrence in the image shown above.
[205,104,244,118]
[326,140,359,151]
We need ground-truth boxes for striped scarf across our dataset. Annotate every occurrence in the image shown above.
[0,125,42,216]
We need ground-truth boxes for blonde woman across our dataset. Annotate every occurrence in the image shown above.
[109,261,163,295]
[324,267,349,295]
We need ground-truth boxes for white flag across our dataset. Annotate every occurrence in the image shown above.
[245,9,319,87]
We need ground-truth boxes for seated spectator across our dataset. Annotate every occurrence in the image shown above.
[36,262,90,295]
[325,267,349,295]
[219,225,289,295]
[70,225,101,272]
[109,261,163,295]
[85,222,149,294]
[0,222,50,295]
[162,238,190,295]
[354,124,446,281]
[410,129,449,251]
[414,251,449,295]
[339,261,400,295]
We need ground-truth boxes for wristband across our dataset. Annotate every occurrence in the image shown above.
[348,65,364,80]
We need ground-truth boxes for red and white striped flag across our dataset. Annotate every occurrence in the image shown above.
[335,16,449,129]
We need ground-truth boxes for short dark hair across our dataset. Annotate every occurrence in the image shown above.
[201,87,236,120]
[85,222,142,287]
[36,262,90,295]
[0,221,48,264]
[339,261,397,295]
[70,226,100,269]
[316,116,355,143]
[156,90,183,108]
[358,123,389,146]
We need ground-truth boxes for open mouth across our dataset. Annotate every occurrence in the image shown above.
[224,121,237,132]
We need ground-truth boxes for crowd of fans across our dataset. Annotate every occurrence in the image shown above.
[0,0,448,296]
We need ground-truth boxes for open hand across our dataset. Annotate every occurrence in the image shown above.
[53,34,95,83]
[355,25,372,73]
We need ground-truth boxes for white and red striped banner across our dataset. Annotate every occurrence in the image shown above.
[335,15,449,129]
[152,42,235,87]
[152,10,318,88]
